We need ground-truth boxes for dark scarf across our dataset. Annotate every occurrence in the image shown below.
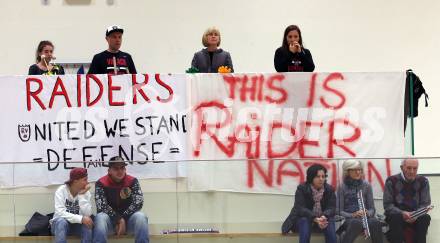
[343,177,363,213]
[344,177,363,188]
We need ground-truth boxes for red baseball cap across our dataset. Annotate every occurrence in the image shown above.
[65,168,88,184]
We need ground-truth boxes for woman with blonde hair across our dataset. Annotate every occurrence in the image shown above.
[191,27,233,73]
[336,159,383,243]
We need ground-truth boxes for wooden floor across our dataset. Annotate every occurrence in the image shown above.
[0,232,298,241]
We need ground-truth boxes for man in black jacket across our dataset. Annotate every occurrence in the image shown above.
[88,25,137,75]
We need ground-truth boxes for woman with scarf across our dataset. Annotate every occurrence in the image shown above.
[282,164,336,243]
[337,159,383,243]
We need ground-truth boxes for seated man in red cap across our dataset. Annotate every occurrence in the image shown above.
[50,168,93,243]
[94,156,149,243]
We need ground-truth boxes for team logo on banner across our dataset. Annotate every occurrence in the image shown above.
[18,124,31,142]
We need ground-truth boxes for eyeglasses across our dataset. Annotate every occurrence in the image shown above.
[348,168,363,172]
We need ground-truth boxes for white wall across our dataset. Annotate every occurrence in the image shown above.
[0,3,439,239]
[1,0,438,169]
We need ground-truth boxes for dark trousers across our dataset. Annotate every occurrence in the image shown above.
[341,217,383,243]
[386,214,430,243]
[297,217,336,243]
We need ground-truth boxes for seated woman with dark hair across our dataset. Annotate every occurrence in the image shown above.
[282,164,336,243]
[337,160,383,243]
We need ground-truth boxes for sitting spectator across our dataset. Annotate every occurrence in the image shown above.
[282,164,336,243]
[94,156,149,243]
[383,158,431,243]
[337,159,383,243]
[50,168,93,243]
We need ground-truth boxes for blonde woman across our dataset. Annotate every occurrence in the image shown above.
[191,27,234,73]
[337,160,383,243]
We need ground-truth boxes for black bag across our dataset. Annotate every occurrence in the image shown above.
[19,212,53,236]
[281,207,296,234]
[404,70,429,132]
[405,70,429,118]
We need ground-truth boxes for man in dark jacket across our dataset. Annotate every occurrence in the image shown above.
[282,164,336,243]
[88,25,137,75]
[383,158,431,243]
[93,156,149,243]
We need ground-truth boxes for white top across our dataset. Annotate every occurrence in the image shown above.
[51,184,92,224]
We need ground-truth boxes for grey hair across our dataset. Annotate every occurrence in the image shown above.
[342,159,363,178]
[401,157,418,166]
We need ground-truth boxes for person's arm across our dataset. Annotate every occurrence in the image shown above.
[383,178,402,215]
[28,65,38,75]
[225,52,234,73]
[274,48,291,72]
[78,191,93,217]
[418,178,431,210]
[293,185,314,218]
[322,186,336,218]
[191,53,198,70]
[299,49,315,72]
[54,186,83,223]
[128,55,137,74]
[95,181,120,223]
[87,55,98,74]
[337,185,353,218]
[121,178,144,219]
[365,183,376,218]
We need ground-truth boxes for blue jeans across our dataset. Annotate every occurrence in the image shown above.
[93,212,149,243]
[297,217,336,243]
[51,217,92,243]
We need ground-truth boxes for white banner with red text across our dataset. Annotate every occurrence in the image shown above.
[187,72,405,196]
[0,72,405,193]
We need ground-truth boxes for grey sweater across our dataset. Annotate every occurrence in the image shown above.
[191,48,233,73]
[336,178,375,218]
